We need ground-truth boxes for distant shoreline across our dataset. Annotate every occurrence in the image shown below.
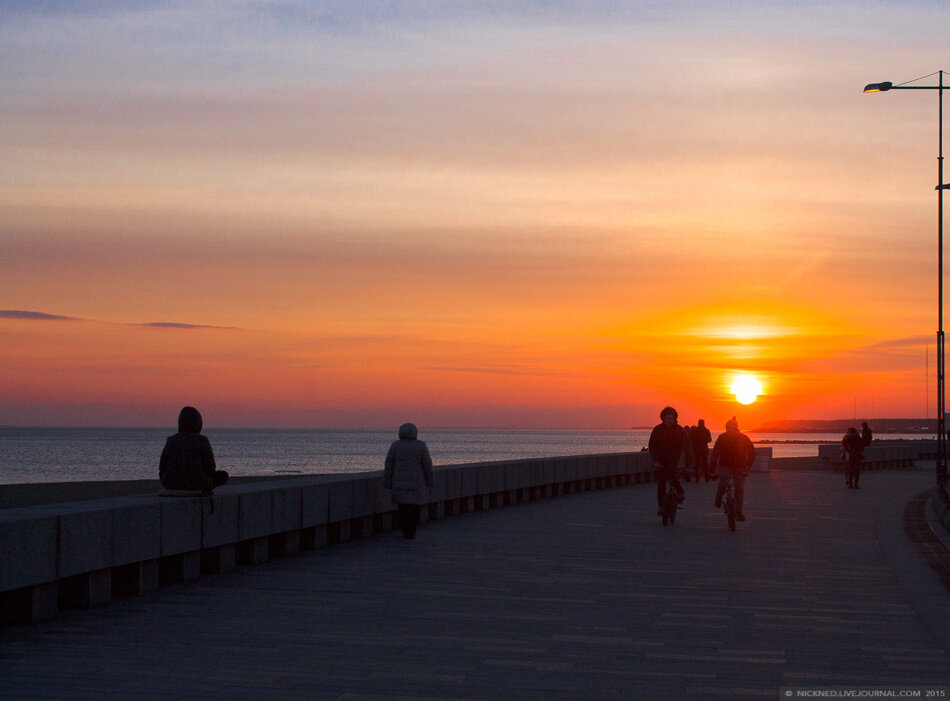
[751,419,936,434]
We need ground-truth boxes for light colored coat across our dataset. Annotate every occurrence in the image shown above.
[384,423,434,505]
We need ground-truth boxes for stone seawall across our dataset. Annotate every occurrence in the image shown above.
[817,442,935,468]
[1,451,667,625]
[0,475,306,510]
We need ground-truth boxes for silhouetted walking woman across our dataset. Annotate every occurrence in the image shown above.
[384,422,435,539]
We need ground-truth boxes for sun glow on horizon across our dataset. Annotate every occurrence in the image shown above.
[730,375,764,405]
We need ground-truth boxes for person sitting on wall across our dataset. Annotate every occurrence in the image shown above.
[159,406,229,493]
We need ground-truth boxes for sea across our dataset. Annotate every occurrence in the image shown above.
[0,427,935,485]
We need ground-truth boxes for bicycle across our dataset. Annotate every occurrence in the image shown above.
[660,475,683,526]
[721,479,736,531]
[717,467,749,531]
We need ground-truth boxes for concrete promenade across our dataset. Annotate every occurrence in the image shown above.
[2,468,950,700]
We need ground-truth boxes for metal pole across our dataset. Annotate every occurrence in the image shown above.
[866,74,949,488]
[939,69,946,489]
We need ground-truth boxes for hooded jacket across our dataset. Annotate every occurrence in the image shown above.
[711,426,756,473]
[384,423,435,505]
[159,406,217,491]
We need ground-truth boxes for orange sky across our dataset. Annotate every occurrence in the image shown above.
[1,3,947,428]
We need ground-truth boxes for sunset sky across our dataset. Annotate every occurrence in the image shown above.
[1,1,948,429]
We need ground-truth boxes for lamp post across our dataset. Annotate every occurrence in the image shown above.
[864,71,947,491]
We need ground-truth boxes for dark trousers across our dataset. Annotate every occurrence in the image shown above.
[847,458,862,487]
[657,466,683,508]
[695,451,710,481]
[397,504,421,539]
[715,468,746,514]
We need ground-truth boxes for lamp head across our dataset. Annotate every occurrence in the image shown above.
[863,81,893,93]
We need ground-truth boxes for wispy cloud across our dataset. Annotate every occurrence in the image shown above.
[0,309,79,321]
[138,322,238,330]
[0,310,237,330]
[863,335,932,350]
[426,364,595,379]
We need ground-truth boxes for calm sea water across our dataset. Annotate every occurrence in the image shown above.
[0,427,933,485]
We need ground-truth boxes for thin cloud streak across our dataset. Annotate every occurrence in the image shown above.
[425,365,598,380]
[0,310,79,321]
[138,322,239,330]
[863,335,932,350]
[0,310,237,330]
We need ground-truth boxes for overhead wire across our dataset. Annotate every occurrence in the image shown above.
[896,71,942,87]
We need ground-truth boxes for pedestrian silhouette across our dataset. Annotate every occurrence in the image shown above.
[690,419,712,482]
[384,422,435,539]
[842,427,864,489]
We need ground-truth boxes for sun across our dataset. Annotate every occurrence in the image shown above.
[730,375,763,405]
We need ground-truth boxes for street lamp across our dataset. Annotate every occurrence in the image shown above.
[864,71,947,491]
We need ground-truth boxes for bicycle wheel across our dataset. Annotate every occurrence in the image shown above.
[662,488,674,525]
[725,494,736,531]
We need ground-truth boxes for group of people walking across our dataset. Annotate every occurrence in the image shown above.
[648,406,757,524]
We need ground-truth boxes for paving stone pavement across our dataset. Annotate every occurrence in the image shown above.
[2,469,950,701]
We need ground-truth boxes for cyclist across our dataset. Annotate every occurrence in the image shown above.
[649,406,690,517]
[711,416,756,522]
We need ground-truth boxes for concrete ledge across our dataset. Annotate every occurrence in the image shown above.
[237,489,272,541]
[160,498,202,556]
[327,479,354,524]
[0,512,57,592]
[301,483,329,528]
[202,494,239,548]
[271,486,303,534]
[0,451,657,624]
[350,477,377,521]
[113,499,161,566]
[460,466,479,499]
[818,443,929,470]
[477,463,506,497]
[429,472,447,517]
